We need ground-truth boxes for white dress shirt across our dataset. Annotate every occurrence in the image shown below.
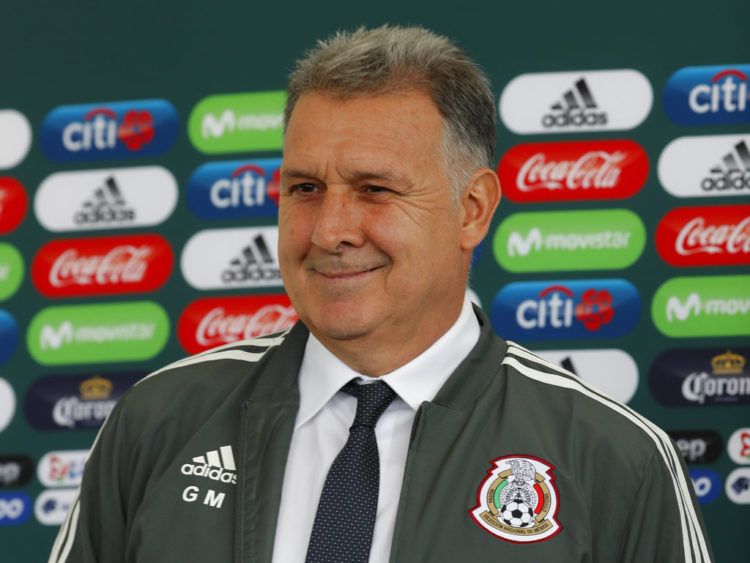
[271,296,481,562]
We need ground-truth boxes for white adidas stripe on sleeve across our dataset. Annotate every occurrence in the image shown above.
[504,342,711,563]
[49,333,287,562]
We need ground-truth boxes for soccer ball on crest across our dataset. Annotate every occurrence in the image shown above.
[500,500,534,528]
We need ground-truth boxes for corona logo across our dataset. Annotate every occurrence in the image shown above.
[79,375,113,400]
[711,351,746,375]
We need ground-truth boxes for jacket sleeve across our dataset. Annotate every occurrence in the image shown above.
[618,446,714,563]
[48,400,131,563]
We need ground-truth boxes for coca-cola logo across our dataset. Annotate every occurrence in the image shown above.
[32,234,173,297]
[656,205,750,267]
[178,295,298,354]
[498,140,648,203]
[0,177,27,235]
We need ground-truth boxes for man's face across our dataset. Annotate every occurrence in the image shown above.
[278,90,471,358]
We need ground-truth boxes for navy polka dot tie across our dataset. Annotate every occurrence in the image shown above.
[305,380,397,563]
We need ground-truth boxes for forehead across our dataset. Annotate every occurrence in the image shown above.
[282,90,445,175]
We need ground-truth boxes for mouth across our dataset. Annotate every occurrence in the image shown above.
[314,265,383,279]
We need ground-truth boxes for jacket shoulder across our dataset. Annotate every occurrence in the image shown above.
[114,330,293,426]
[500,340,672,462]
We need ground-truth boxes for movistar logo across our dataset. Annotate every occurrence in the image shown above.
[27,302,170,366]
[652,275,750,337]
[494,209,645,273]
[201,110,283,138]
[507,227,633,257]
[188,91,285,154]
[666,293,750,321]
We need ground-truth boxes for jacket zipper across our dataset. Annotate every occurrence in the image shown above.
[389,404,425,563]
[234,401,249,563]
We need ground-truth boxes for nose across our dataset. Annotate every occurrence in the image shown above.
[310,189,365,253]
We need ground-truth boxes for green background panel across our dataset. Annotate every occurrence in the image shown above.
[0,0,748,560]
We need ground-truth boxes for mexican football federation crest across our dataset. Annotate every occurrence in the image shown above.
[470,455,561,543]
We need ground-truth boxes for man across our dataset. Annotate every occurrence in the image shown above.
[50,26,713,562]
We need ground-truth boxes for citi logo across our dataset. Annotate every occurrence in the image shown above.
[187,159,280,219]
[702,140,750,192]
[222,235,281,283]
[491,279,640,341]
[499,69,652,134]
[543,78,607,128]
[688,69,747,115]
[664,64,750,125]
[181,227,282,290]
[41,99,178,162]
[181,445,237,485]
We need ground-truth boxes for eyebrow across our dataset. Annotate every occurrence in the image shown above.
[281,167,410,186]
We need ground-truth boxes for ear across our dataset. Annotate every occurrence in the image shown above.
[459,168,502,251]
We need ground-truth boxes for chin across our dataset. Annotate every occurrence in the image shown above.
[302,307,376,342]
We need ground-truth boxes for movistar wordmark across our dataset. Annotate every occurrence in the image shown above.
[27,301,169,365]
[652,275,750,337]
[494,209,645,272]
[188,91,285,154]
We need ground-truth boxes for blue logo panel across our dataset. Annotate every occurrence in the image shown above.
[187,159,281,219]
[25,373,144,430]
[0,310,18,365]
[491,279,640,341]
[664,64,750,125]
[649,347,750,407]
[0,492,32,526]
[41,99,179,162]
[689,469,721,505]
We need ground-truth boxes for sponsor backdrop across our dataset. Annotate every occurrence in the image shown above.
[0,1,748,560]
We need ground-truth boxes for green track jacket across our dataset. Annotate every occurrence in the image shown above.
[49,309,713,562]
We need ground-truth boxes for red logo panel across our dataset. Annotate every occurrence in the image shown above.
[0,177,28,234]
[32,234,174,297]
[498,140,648,203]
[656,204,750,267]
[178,294,298,354]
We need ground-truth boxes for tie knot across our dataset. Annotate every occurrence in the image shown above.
[342,380,397,428]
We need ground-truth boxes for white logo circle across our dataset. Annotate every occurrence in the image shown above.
[728,428,750,465]
[0,110,32,169]
[0,378,16,433]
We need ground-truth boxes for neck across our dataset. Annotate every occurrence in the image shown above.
[312,299,465,376]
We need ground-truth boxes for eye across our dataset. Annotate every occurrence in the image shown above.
[287,182,318,194]
[362,184,390,194]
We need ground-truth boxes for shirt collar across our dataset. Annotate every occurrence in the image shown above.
[295,293,481,428]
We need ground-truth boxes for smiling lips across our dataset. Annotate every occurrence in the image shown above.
[314,265,383,279]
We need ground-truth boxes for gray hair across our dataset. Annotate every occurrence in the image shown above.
[284,25,496,199]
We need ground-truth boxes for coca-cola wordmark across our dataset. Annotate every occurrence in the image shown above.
[32,234,174,297]
[498,140,648,203]
[177,294,298,354]
[655,204,750,267]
